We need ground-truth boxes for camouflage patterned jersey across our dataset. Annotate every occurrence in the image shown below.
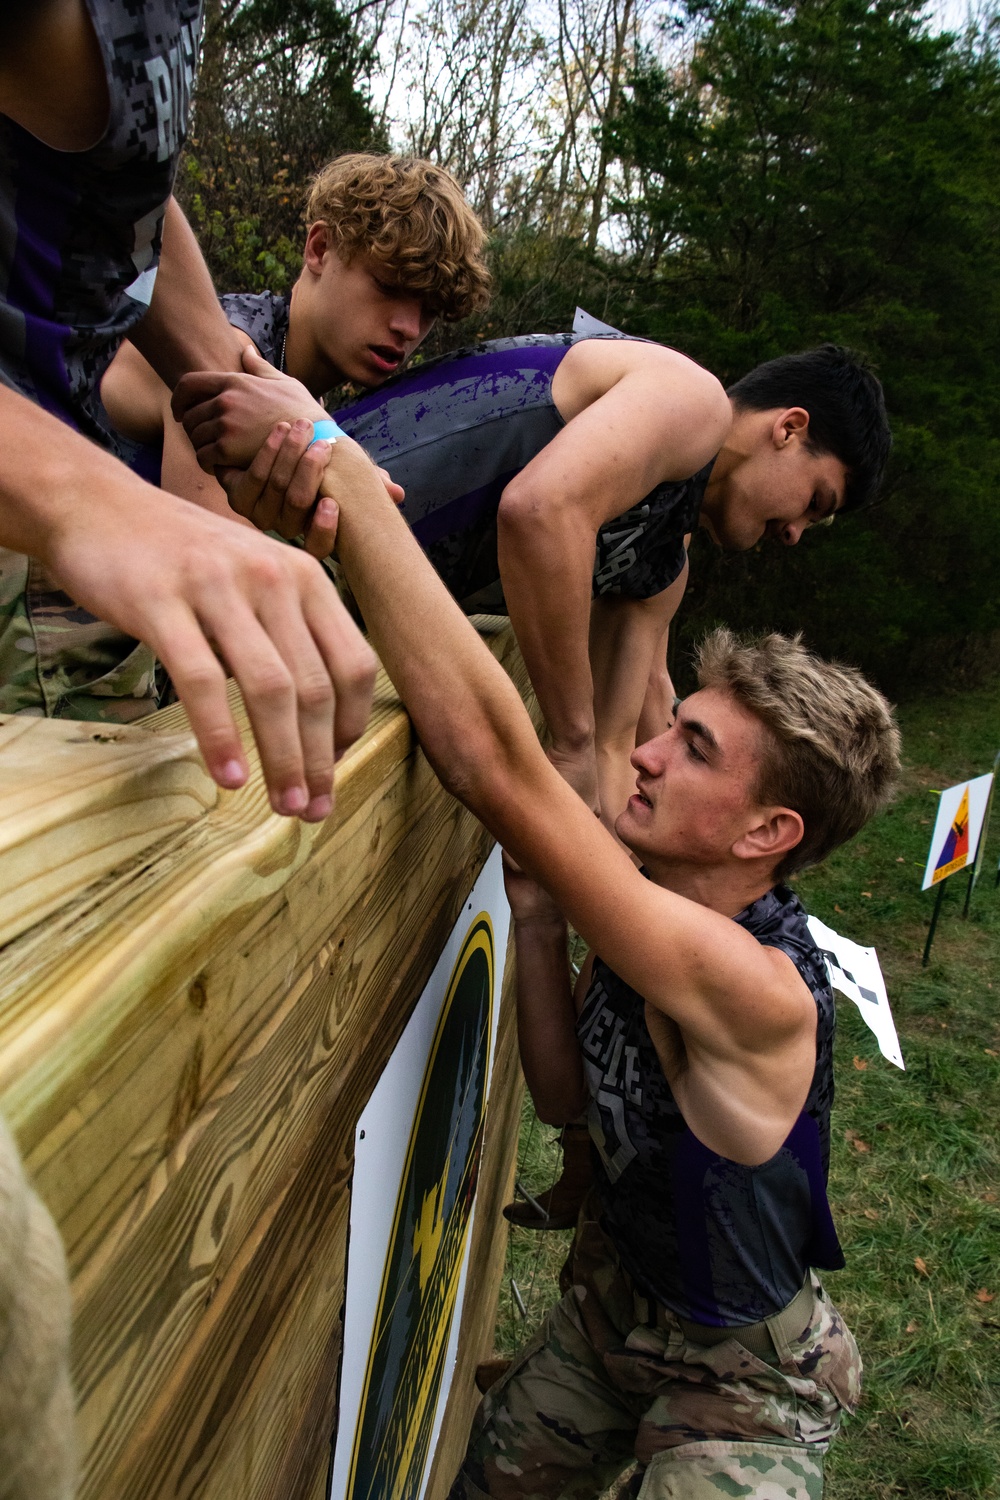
[333,334,715,610]
[221,289,290,370]
[0,0,202,721]
[578,882,844,1327]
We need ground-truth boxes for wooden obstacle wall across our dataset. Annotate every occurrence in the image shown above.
[0,621,532,1500]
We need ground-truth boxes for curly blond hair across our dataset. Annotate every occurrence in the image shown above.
[696,628,900,879]
[304,153,491,322]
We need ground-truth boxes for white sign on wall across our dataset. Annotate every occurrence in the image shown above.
[329,846,510,1500]
[921,773,994,890]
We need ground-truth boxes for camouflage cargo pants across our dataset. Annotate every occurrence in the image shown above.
[0,549,158,722]
[450,1206,861,1499]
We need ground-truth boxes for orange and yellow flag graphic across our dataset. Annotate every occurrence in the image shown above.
[932,786,970,883]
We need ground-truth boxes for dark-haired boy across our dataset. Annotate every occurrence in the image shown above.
[179,333,890,823]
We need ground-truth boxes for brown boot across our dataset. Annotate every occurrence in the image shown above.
[502,1122,592,1230]
[474,1357,512,1393]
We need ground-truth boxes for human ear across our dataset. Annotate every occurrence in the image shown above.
[772,408,811,448]
[303,221,332,274]
[732,807,804,864]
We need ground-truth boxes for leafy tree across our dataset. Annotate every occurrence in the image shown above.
[177,0,383,291]
[603,0,1000,693]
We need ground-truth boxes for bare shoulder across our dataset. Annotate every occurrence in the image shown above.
[617,879,817,1058]
[755,943,820,1039]
[555,337,729,425]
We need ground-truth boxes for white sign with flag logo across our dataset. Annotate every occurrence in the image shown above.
[921,773,994,890]
[806,915,904,1070]
[329,845,510,1500]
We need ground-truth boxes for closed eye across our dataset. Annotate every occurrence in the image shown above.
[809,493,836,526]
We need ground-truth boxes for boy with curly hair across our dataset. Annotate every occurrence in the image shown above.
[100,152,490,500]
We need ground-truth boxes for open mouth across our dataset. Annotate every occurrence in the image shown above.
[368,344,406,373]
[630,789,653,811]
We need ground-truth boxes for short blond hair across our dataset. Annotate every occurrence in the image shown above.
[304,153,491,321]
[695,628,900,879]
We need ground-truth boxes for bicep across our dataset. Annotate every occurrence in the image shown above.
[99,341,170,446]
[527,343,730,528]
[491,764,807,1056]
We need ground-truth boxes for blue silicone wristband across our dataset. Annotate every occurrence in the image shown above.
[310,418,347,445]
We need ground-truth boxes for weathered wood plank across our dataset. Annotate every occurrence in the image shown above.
[75,805,495,1499]
[0,618,532,1500]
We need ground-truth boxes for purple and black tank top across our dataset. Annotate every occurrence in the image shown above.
[577,882,844,1326]
[0,0,202,454]
[221,294,714,608]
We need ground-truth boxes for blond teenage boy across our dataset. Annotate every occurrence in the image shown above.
[100,152,490,509]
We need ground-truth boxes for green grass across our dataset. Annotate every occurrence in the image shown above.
[493,680,1000,1499]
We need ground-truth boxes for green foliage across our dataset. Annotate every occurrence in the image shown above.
[799,681,1000,1498]
[422,0,1000,696]
[177,0,1000,693]
[599,0,1000,695]
[176,0,383,292]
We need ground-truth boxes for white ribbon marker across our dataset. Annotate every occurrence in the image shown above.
[806,915,905,1070]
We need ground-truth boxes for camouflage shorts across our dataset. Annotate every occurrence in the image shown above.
[450,1207,861,1499]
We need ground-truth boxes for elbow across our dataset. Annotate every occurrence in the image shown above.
[498,474,540,525]
[531,1084,589,1128]
[420,716,517,834]
[534,1101,568,1128]
[498,477,571,550]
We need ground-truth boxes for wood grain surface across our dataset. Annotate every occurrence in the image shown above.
[0,620,534,1500]
[0,714,216,948]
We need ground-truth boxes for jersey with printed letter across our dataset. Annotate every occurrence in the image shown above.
[333,334,715,609]
[576,882,844,1326]
[0,0,202,721]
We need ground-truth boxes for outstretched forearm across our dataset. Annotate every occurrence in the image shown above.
[326,441,814,1078]
[498,485,598,803]
[0,385,376,817]
[0,384,107,559]
[327,444,562,831]
[512,916,586,1123]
